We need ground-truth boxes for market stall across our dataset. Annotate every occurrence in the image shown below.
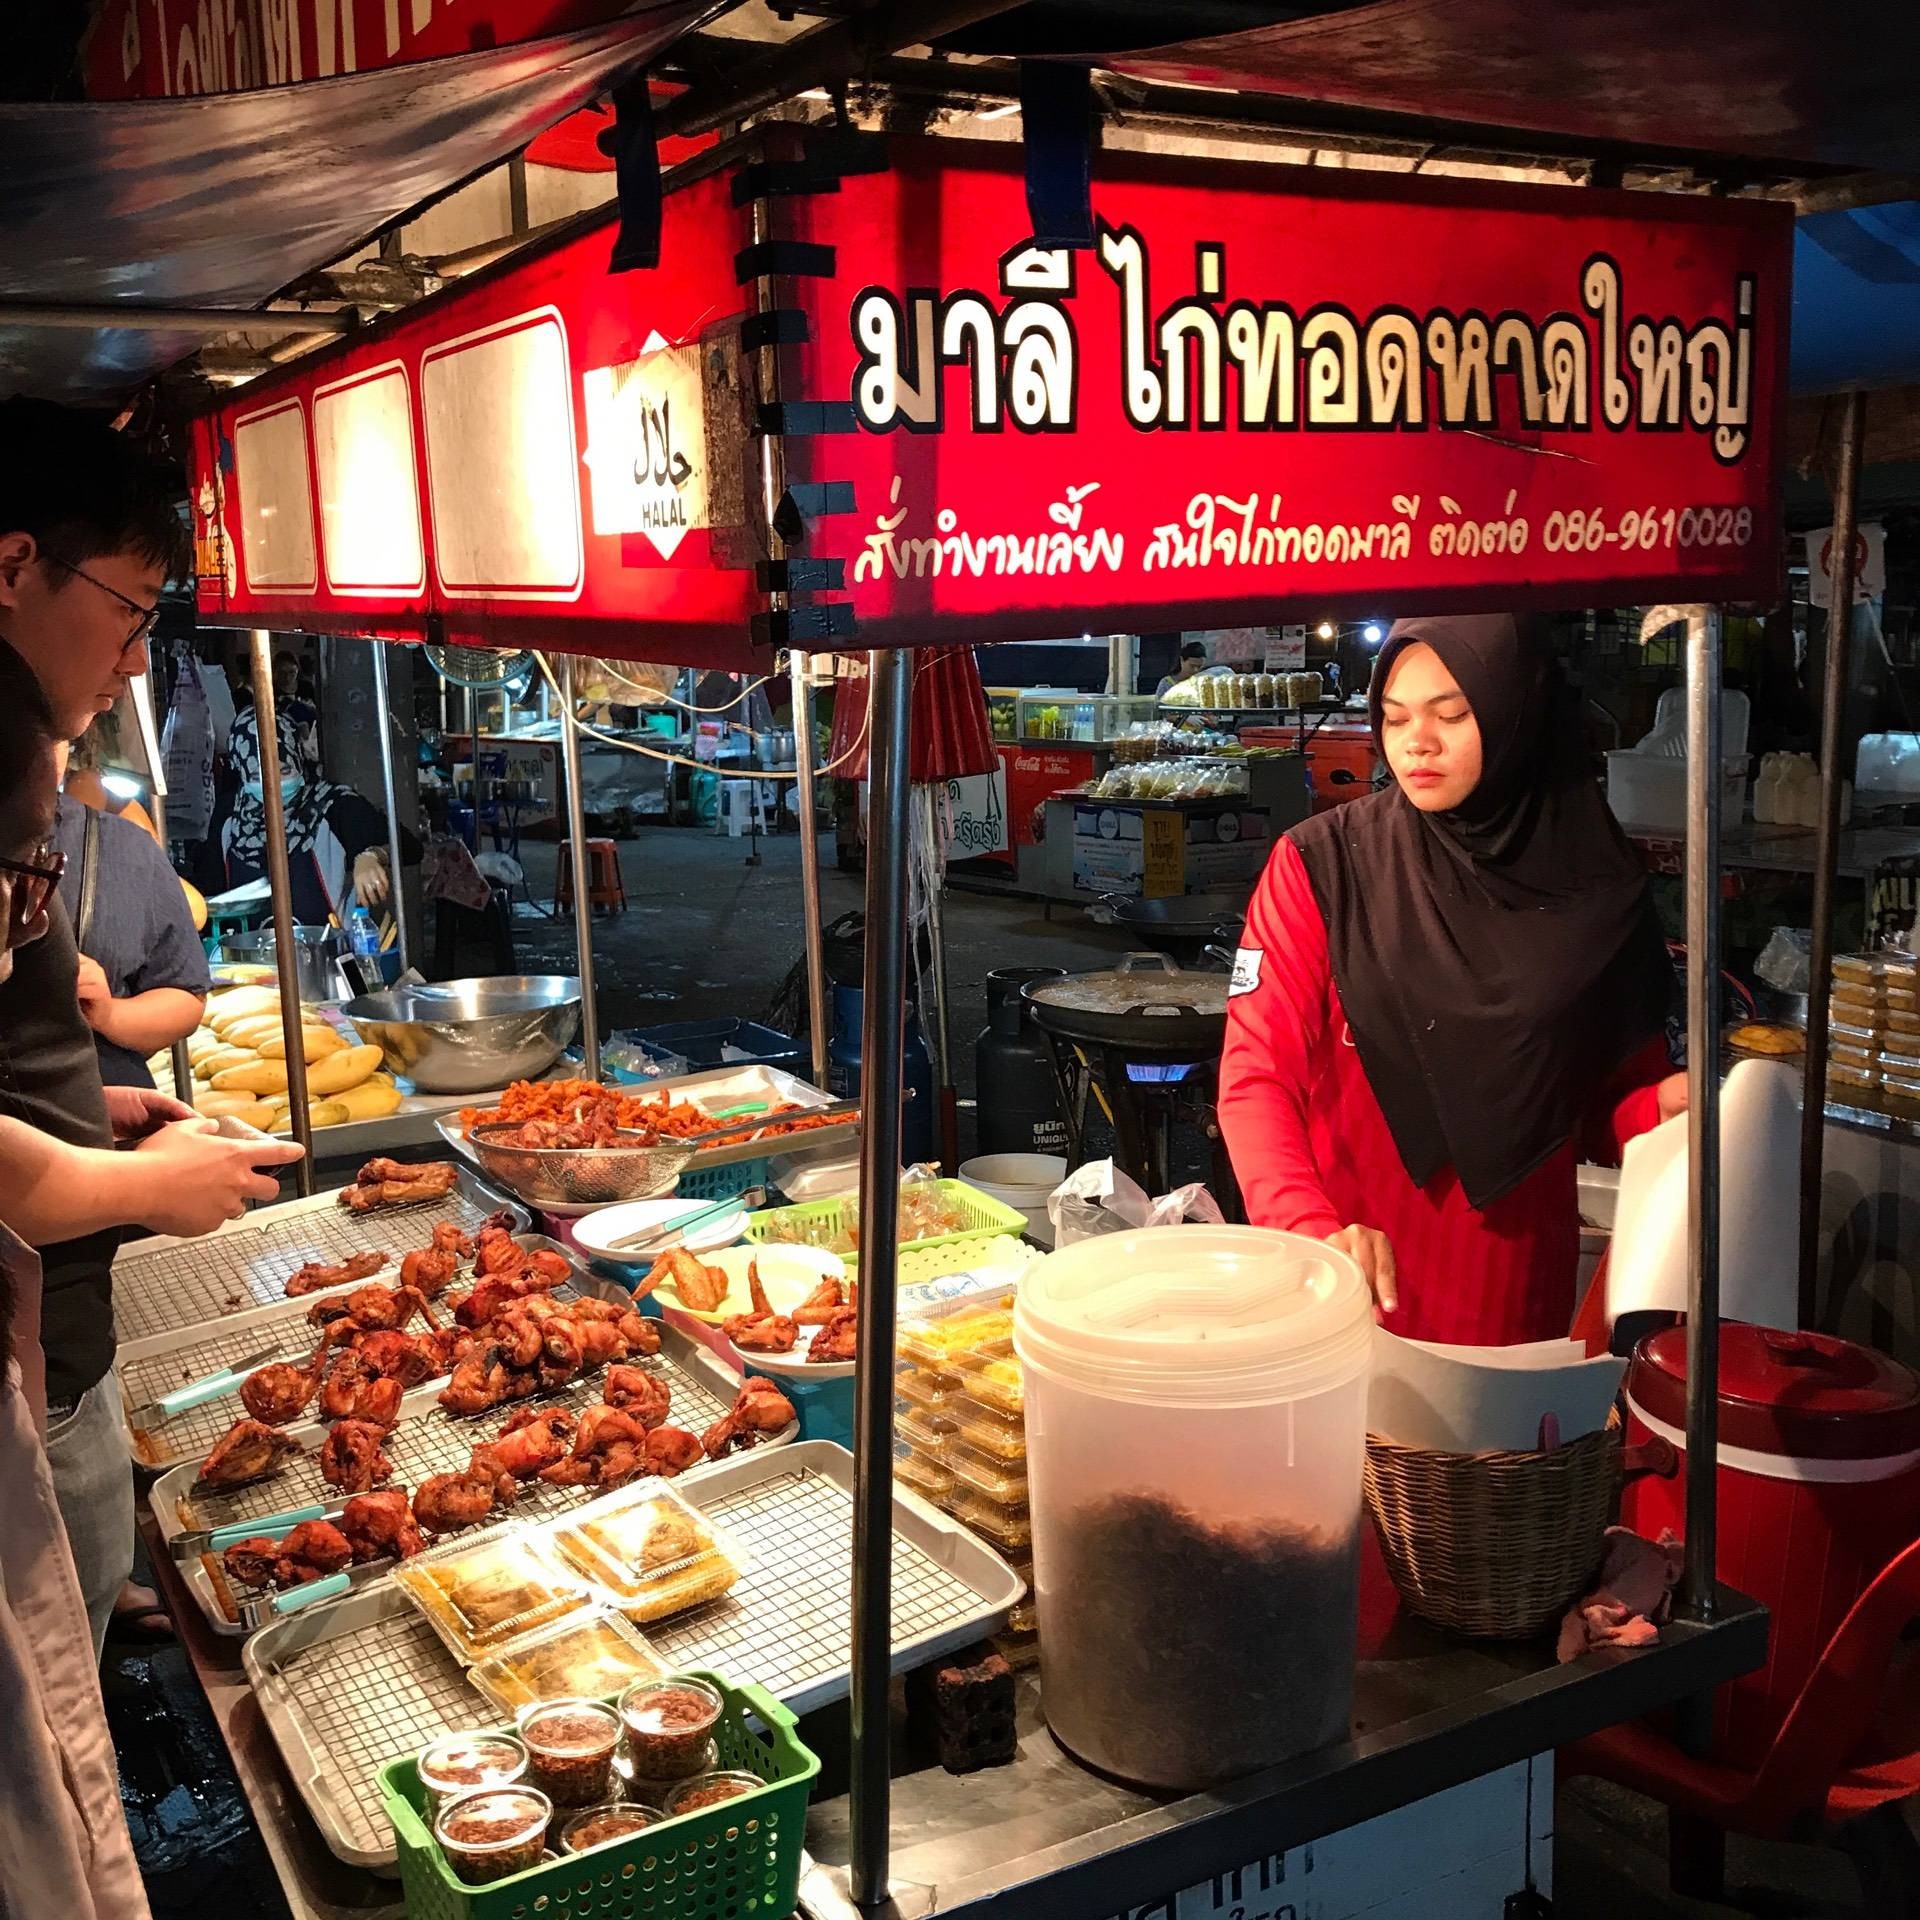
[147,104,1812,1917]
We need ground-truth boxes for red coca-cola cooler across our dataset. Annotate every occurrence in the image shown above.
[1622,1322,1920,1752]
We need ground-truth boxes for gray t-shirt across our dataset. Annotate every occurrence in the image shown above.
[51,795,212,1087]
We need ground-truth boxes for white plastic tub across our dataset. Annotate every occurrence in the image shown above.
[958,1153,1068,1247]
[1014,1225,1372,1789]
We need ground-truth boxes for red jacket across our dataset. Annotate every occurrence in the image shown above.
[1219,837,1667,1347]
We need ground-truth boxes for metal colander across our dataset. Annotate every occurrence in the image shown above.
[465,1124,693,1206]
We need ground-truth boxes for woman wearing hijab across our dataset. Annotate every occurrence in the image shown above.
[219,704,416,926]
[1218,614,1683,1346]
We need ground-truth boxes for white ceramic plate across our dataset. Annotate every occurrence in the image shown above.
[651,1244,857,1381]
[572,1196,748,1263]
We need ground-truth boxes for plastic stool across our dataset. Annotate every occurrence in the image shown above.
[555,838,627,915]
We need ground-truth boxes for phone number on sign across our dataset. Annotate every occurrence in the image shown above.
[1542,505,1754,554]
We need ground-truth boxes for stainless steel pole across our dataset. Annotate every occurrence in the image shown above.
[1679,606,1723,1623]
[146,668,195,1103]
[248,631,314,1194]
[849,646,913,1909]
[789,650,832,1086]
[370,637,411,974]
[556,654,600,1079]
[1799,391,1868,1329]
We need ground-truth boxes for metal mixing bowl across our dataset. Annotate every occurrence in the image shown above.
[342,976,583,1094]
[465,1123,693,1207]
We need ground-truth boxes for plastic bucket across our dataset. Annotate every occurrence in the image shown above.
[959,1153,1067,1248]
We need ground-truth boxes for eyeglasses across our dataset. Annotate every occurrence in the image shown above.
[0,843,64,934]
[44,555,163,656]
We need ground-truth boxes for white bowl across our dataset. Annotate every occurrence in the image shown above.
[572,1196,747,1266]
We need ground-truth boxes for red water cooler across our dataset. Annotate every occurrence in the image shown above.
[1622,1323,1920,1752]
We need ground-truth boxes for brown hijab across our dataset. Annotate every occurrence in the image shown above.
[1288,614,1671,1207]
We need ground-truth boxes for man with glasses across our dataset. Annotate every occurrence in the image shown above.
[0,401,302,1654]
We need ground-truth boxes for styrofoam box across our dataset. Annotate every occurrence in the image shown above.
[1606,752,1749,833]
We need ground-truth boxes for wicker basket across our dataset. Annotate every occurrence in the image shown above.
[1363,1423,1624,1639]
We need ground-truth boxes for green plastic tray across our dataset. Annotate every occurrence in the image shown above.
[379,1670,818,1920]
[743,1178,1027,1268]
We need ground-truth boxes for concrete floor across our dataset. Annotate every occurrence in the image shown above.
[110,817,1905,1919]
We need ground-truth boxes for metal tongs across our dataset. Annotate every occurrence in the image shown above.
[171,1504,386,1629]
[672,1096,863,1150]
[125,1345,289,1431]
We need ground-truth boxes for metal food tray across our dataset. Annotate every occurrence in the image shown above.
[116,1230,574,1473]
[435,1064,853,1176]
[109,1165,523,1346]
[243,1439,1022,1871]
[153,1315,768,1636]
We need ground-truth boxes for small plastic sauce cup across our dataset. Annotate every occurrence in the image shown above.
[665,1771,764,1816]
[515,1698,622,1809]
[618,1677,724,1782]
[416,1733,528,1816]
[560,1801,661,1854]
[433,1785,553,1885]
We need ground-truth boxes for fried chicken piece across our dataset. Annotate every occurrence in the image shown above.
[702,1377,796,1459]
[807,1285,859,1364]
[602,1364,672,1430]
[309,1282,435,1336]
[439,1345,514,1416]
[488,1307,546,1371]
[238,1343,327,1425]
[538,1404,651,1488]
[643,1247,729,1311]
[412,1463,508,1536]
[474,1224,526,1276]
[455,1268,565,1328]
[619,1310,661,1356]
[318,1418,394,1493]
[400,1246,459,1297]
[221,1519,352,1592]
[200,1418,300,1488]
[284,1250,388,1298]
[423,1325,478,1374]
[725,1265,799,1354]
[339,1159,459,1212]
[431,1219,475,1257]
[318,1353,404,1428]
[792,1277,846,1327]
[349,1329,439,1386]
[643,1426,706,1479]
[338,1489,424,1563]
[472,1406,578,1484]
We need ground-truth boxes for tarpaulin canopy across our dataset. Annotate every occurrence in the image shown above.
[0,7,705,405]
[1793,202,1920,396]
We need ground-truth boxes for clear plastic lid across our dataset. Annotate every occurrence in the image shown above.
[945,1440,1028,1506]
[893,1447,956,1502]
[541,1480,743,1624]
[433,1785,553,1865]
[418,1732,529,1799]
[953,1355,1024,1417]
[561,1802,660,1853]
[1016,1225,1372,1406]
[394,1524,592,1663]
[663,1771,765,1816]
[468,1609,667,1714]
[946,1395,1027,1463]
[941,1486,1031,1550]
[895,1407,955,1457]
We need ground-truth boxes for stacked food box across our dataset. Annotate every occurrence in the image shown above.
[1828,952,1920,1116]
[894,1293,1038,1667]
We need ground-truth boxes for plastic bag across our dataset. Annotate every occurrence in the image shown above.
[161,654,214,838]
[1046,1159,1225,1248]
[1754,926,1812,995]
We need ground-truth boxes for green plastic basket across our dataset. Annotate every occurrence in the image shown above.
[743,1178,1027,1269]
[379,1671,818,1920]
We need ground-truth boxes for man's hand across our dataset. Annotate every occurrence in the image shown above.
[129,1118,305,1236]
[104,1085,194,1141]
[1326,1223,1399,1317]
[352,850,390,907]
[75,954,115,1035]
[1656,1072,1690,1123]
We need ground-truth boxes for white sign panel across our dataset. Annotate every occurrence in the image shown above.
[231,399,317,591]
[314,363,425,593]
[582,334,710,561]
[943,767,1009,857]
[1807,520,1886,606]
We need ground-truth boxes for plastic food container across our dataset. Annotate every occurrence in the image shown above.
[896,1368,959,1416]
[618,1677,725,1783]
[893,1447,956,1502]
[468,1609,665,1714]
[515,1699,621,1809]
[433,1785,553,1886]
[942,1487,1031,1551]
[946,1394,1027,1463]
[665,1771,765,1815]
[542,1481,742,1625]
[1016,1224,1372,1790]
[416,1733,529,1816]
[896,1407,956,1457]
[559,1801,659,1854]
[898,1298,1016,1372]
[394,1525,592,1663]
[945,1441,1029,1506]
[957,1355,1026,1417]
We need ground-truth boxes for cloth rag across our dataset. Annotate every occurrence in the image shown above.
[1557,1525,1683,1662]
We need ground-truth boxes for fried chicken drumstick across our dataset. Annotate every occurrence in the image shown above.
[284,1250,388,1298]
[318,1417,394,1493]
[339,1489,425,1563]
[221,1519,353,1592]
[199,1418,302,1488]
[339,1159,459,1212]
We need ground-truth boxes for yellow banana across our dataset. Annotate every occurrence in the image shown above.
[210,1057,290,1095]
[327,1081,404,1121]
[304,1044,385,1097]
[258,1026,349,1063]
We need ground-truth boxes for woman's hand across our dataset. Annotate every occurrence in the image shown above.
[351,850,390,907]
[1656,1072,1690,1123]
[74,954,114,1035]
[1325,1223,1398,1317]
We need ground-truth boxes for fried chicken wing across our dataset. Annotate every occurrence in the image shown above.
[338,1489,425,1563]
[472,1406,578,1483]
[200,1418,300,1488]
[602,1365,672,1430]
[221,1519,352,1592]
[643,1247,729,1311]
[537,1404,650,1489]
[284,1250,388,1297]
[439,1345,514,1416]
[340,1160,459,1212]
[318,1418,394,1493]
[702,1378,796,1459]
[807,1286,859,1364]
[474,1224,525,1276]
[724,1260,800,1353]
[412,1463,509,1535]
[238,1343,327,1425]
[792,1278,846,1326]
[455,1268,566,1328]
[431,1220,475,1256]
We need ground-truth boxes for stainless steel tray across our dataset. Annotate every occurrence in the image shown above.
[154,1316,772,1636]
[109,1164,523,1345]
[244,1439,1023,1871]
[435,1064,855,1178]
[117,1226,563,1471]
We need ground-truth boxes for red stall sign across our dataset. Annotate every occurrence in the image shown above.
[777,139,1792,641]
